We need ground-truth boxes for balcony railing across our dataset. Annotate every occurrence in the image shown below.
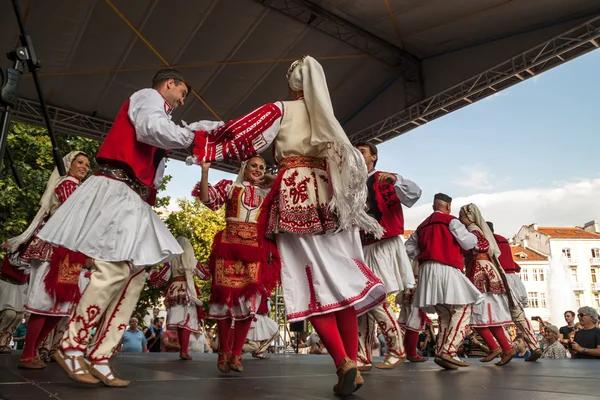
[572,282,585,291]
[564,257,578,265]
[591,257,600,265]
[591,282,600,291]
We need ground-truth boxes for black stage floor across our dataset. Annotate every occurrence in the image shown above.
[0,352,598,400]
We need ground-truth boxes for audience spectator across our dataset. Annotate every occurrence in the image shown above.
[119,317,147,353]
[12,313,29,350]
[146,317,163,353]
[189,330,211,353]
[161,327,181,353]
[513,338,530,359]
[462,328,490,358]
[559,311,576,348]
[569,306,600,359]
[418,326,436,357]
[377,327,386,356]
[541,324,567,359]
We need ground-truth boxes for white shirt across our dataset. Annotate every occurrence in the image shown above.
[405,211,477,260]
[188,332,211,353]
[368,170,422,208]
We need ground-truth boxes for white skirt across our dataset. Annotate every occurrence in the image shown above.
[470,292,512,327]
[0,280,27,312]
[276,227,386,322]
[506,273,528,307]
[247,314,279,341]
[24,260,72,316]
[398,301,426,332]
[363,236,414,295]
[414,261,483,314]
[167,304,200,333]
[38,176,182,267]
[208,294,262,321]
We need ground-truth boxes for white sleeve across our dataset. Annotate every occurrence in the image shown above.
[449,219,478,250]
[128,88,197,149]
[394,175,421,208]
[405,232,420,260]
[153,158,166,189]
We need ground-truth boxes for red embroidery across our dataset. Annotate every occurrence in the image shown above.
[305,265,323,313]
[55,179,79,204]
[72,305,101,348]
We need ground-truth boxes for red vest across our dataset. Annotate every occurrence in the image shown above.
[96,99,160,188]
[258,299,269,314]
[494,233,520,273]
[360,172,404,246]
[416,212,464,271]
[0,255,28,284]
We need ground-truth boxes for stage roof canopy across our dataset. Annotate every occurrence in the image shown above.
[1,0,600,171]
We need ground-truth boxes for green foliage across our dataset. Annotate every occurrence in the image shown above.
[0,122,101,244]
[132,197,226,324]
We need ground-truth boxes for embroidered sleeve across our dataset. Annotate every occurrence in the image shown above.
[192,179,233,211]
[191,102,283,164]
[195,262,211,280]
[54,179,79,204]
[149,263,171,288]
[469,229,490,253]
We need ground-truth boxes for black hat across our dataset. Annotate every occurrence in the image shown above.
[486,221,494,232]
[434,193,452,203]
[152,68,192,97]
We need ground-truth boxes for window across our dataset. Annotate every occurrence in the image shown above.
[520,269,529,282]
[575,293,583,308]
[562,248,572,258]
[592,248,600,258]
[595,294,600,309]
[592,268,598,283]
[532,268,545,282]
[571,267,578,283]
[538,293,546,308]
[528,292,539,308]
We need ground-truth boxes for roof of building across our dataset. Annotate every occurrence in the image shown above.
[403,230,415,240]
[536,227,600,239]
[511,245,548,262]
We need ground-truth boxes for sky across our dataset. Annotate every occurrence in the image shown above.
[162,50,600,238]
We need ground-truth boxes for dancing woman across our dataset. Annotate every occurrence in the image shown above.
[460,203,516,366]
[193,157,281,373]
[3,151,90,369]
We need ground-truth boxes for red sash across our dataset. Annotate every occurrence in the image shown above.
[43,247,86,303]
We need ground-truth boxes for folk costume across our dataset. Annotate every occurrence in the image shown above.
[0,254,29,354]
[461,204,515,366]
[357,170,420,370]
[189,56,386,396]
[244,298,279,359]
[405,194,483,370]
[492,229,541,361]
[3,151,87,369]
[37,73,216,387]
[150,237,206,361]
[194,161,281,373]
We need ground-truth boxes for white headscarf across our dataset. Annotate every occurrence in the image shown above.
[286,56,382,237]
[5,150,87,253]
[172,237,203,306]
[460,203,500,260]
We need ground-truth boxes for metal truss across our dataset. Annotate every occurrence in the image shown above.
[349,14,600,144]
[4,98,241,174]
[256,0,422,105]
[273,286,288,354]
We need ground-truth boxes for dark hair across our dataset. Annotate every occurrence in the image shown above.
[153,317,160,325]
[564,311,575,318]
[355,142,378,167]
[486,221,495,233]
[152,68,190,95]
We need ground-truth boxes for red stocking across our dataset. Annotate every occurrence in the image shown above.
[232,318,252,356]
[475,327,500,351]
[335,307,358,363]
[178,328,191,354]
[310,313,347,367]
[216,318,232,354]
[21,314,46,359]
[490,326,513,353]
[404,330,420,358]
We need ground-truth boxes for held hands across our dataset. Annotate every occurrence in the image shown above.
[258,173,276,189]
[201,162,211,171]
[377,172,397,185]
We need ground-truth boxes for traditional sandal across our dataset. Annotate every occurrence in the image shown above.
[218,352,231,373]
[407,355,429,362]
[495,348,516,366]
[54,350,99,384]
[179,352,193,361]
[480,347,502,363]
[229,355,243,372]
[252,352,270,360]
[88,360,130,387]
[333,357,357,396]
[18,356,46,369]
[525,348,542,362]
[375,354,406,369]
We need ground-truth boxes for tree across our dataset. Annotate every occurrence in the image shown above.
[0,122,101,244]
[132,197,226,324]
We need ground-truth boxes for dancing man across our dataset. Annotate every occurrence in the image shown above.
[37,69,215,387]
[189,56,386,396]
[0,256,29,354]
[243,297,279,360]
[405,194,483,370]
[150,237,206,361]
[195,157,281,374]
[487,221,542,361]
[355,142,421,370]
[460,204,515,366]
